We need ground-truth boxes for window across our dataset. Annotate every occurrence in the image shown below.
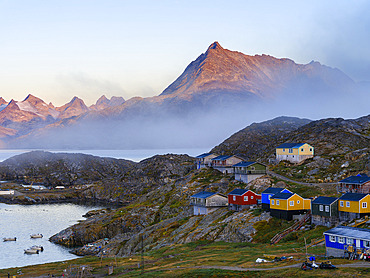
[347,238,354,245]
[338,237,345,244]
[271,200,275,205]
[244,196,248,201]
[233,196,236,201]
[290,201,294,206]
[289,148,293,153]
[365,241,370,248]
[362,202,367,208]
[251,166,255,170]
[297,200,300,204]
[251,196,254,199]
[301,148,304,152]
[329,236,336,242]
[346,201,350,207]
[340,201,344,207]
[277,200,280,206]
[325,206,330,212]
[319,205,323,211]
[268,195,271,200]
[283,148,285,152]
[310,148,312,152]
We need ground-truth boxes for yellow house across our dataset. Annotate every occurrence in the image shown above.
[338,193,370,221]
[276,143,314,163]
[270,192,311,220]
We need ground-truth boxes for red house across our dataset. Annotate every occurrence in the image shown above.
[228,189,261,211]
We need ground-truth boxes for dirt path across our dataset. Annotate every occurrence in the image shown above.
[267,170,337,186]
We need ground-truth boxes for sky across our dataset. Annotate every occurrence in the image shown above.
[0,0,369,106]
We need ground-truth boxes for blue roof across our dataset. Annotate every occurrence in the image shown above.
[211,155,233,161]
[339,175,370,185]
[261,187,286,194]
[190,191,217,199]
[228,189,249,196]
[196,153,214,158]
[233,161,257,167]
[339,193,367,201]
[312,196,338,205]
[270,192,294,200]
[276,143,306,149]
[324,226,370,241]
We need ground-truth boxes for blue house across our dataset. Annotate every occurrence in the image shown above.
[324,226,370,257]
[261,187,292,211]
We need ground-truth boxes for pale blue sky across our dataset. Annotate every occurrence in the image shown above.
[0,0,369,105]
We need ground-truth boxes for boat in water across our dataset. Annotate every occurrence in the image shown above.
[3,237,16,242]
[30,234,43,239]
[30,245,44,252]
[24,248,39,254]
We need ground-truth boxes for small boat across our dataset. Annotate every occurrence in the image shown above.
[30,234,43,239]
[24,248,39,254]
[3,237,16,242]
[31,245,44,252]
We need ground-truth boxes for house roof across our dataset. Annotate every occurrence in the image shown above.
[261,187,286,194]
[339,193,367,201]
[196,153,214,158]
[228,189,249,196]
[270,192,294,200]
[233,161,264,167]
[276,143,306,149]
[324,226,370,241]
[339,175,370,185]
[190,191,217,199]
[211,155,233,161]
[312,196,338,205]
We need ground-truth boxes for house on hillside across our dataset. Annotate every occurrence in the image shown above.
[227,189,261,211]
[261,187,292,211]
[195,153,218,169]
[311,196,339,227]
[337,174,370,194]
[233,161,267,184]
[324,226,370,257]
[275,143,314,163]
[270,192,311,220]
[211,155,243,174]
[338,193,370,221]
[190,191,228,215]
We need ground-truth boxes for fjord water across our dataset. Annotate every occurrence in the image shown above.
[0,203,104,269]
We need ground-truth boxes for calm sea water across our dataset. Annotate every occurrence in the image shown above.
[0,148,210,162]
[0,203,105,269]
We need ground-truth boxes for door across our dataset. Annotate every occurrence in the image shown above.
[356,239,361,248]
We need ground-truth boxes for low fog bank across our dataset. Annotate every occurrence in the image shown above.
[7,82,370,151]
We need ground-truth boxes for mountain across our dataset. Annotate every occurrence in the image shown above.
[0,42,366,149]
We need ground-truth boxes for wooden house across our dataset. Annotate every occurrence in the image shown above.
[233,161,267,184]
[190,191,228,215]
[276,143,314,163]
[228,189,261,211]
[211,155,243,174]
[270,192,311,220]
[324,226,370,258]
[311,196,339,227]
[195,153,218,169]
[338,193,370,221]
[261,187,292,211]
[337,174,370,194]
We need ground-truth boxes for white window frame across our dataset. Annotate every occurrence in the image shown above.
[297,200,300,204]
[329,235,336,242]
[233,196,236,201]
[346,201,350,207]
[362,202,367,208]
[276,200,280,206]
[325,206,330,212]
[340,201,344,207]
[268,195,271,200]
[244,196,248,201]
[290,200,294,206]
[365,241,370,248]
[301,148,304,152]
[338,237,345,244]
[251,196,254,199]
[347,238,354,245]
[319,205,323,211]
[271,200,275,205]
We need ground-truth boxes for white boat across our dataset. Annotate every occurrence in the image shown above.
[31,245,44,252]
[30,234,43,239]
[24,248,39,254]
[3,237,16,242]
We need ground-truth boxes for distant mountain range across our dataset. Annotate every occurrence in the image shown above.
[0,42,367,149]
